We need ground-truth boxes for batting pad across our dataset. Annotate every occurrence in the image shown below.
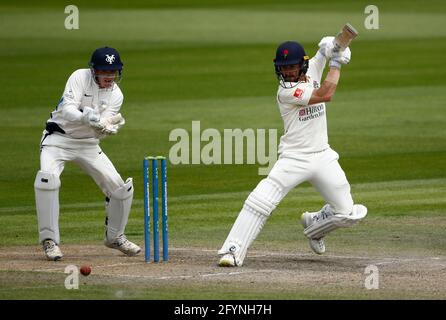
[304,204,367,239]
[217,208,267,266]
[218,178,283,266]
[105,178,133,241]
[34,171,61,244]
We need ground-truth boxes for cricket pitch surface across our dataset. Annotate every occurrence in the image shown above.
[0,245,444,299]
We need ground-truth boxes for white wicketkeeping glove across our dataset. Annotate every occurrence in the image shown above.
[95,102,107,115]
[81,106,103,129]
[318,36,336,59]
[329,47,351,69]
[98,113,126,135]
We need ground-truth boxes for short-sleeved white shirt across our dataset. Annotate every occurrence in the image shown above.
[276,51,329,155]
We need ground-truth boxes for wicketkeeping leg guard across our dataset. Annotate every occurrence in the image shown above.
[34,171,61,244]
[218,178,284,266]
[303,204,367,239]
[105,178,133,242]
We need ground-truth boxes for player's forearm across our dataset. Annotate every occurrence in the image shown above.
[61,104,83,122]
[308,67,340,104]
[320,67,340,100]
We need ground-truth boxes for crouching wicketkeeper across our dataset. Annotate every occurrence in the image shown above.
[34,47,141,261]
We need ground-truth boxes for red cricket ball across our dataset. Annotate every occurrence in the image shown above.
[80,265,91,276]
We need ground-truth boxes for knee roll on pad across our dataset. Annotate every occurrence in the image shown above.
[244,178,283,217]
[34,171,61,190]
[110,178,133,200]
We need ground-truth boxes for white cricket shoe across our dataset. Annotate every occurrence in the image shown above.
[308,238,326,255]
[218,253,237,267]
[301,212,326,255]
[105,234,141,256]
[42,239,63,261]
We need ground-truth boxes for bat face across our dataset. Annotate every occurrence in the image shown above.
[334,23,358,51]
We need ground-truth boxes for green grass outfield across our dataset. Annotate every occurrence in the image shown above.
[0,0,445,300]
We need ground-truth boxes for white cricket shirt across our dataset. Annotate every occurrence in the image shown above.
[47,69,123,139]
[276,51,329,155]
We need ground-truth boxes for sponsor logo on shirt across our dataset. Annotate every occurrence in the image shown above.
[65,90,74,100]
[293,88,304,99]
[298,104,325,122]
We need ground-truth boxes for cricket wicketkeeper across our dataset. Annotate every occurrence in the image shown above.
[218,33,367,267]
[34,47,141,261]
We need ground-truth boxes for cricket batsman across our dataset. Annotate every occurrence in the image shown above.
[218,30,367,267]
[34,47,141,261]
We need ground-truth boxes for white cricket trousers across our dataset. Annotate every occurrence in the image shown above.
[271,147,353,214]
[218,147,353,265]
[39,133,124,196]
[35,132,125,244]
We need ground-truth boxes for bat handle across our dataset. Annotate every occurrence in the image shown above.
[333,23,358,52]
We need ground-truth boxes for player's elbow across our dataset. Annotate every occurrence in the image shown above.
[317,93,333,103]
[311,87,335,104]
[321,89,336,102]
[324,93,333,102]
[309,93,332,105]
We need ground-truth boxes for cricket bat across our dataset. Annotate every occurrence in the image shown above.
[333,23,358,52]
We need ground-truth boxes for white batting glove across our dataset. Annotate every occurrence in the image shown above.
[318,36,336,59]
[329,47,351,69]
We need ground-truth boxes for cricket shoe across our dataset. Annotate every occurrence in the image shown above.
[301,212,326,255]
[42,239,63,261]
[218,253,237,267]
[105,234,141,256]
